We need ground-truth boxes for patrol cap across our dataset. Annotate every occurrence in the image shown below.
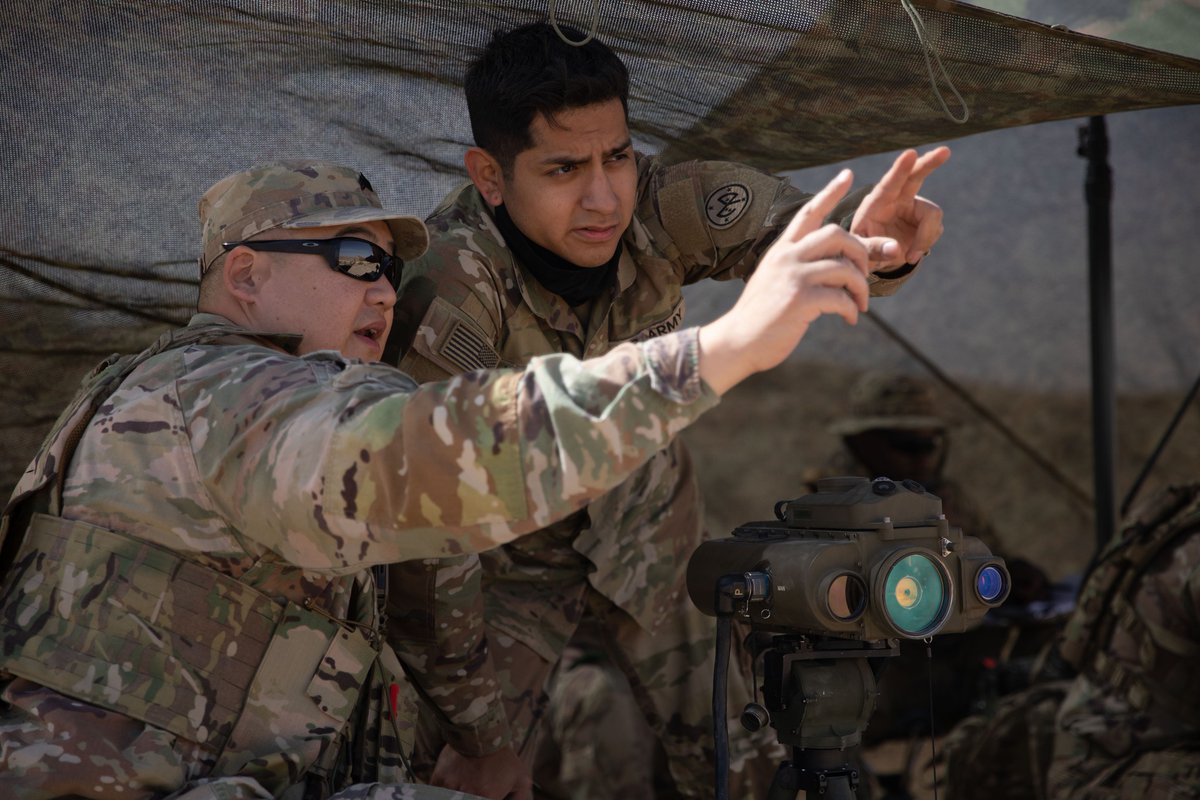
[198,159,428,275]
[829,372,946,436]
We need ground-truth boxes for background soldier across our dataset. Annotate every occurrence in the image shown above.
[807,371,1056,797]
[942,482,1200,800]
[0,158,889,799]
[807,371,1050,605]
[1046,483,1200,798]
[385,21,949,798]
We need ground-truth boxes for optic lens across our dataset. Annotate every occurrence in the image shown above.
[826,574,866,621]
[883,553,946,636]
[893,576,921,609]
[976,565,1006,603]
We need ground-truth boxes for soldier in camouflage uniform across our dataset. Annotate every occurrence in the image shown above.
[384,22,950,798]
[942,483,1200,800]
[0,158,894,799]
[1046,483,1200,799]
[808,371,1052,761]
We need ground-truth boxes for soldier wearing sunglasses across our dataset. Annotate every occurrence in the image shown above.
[0,158,891,799]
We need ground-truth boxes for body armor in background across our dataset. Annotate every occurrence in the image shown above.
[944,483,1200,800]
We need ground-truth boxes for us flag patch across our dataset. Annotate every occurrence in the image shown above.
[438,319,500,373]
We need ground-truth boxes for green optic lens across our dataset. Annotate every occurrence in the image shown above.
[883,553,946,635]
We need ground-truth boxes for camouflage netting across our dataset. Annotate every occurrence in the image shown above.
[3,0,1200,552]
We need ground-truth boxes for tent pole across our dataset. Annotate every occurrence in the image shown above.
[1079,115,1116,554]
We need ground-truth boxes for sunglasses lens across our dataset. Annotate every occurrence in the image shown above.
[334,239,386,281]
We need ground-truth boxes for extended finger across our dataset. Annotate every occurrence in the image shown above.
[899,146,951,199]
[783,169,854,243]
[867,149,919,204]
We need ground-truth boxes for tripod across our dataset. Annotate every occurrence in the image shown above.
[747,634,900,799]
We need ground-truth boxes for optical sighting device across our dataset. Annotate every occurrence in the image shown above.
[687,476,1010,799]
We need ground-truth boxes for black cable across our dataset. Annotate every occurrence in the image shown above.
[714,614,731,800]
[926,640,939,800]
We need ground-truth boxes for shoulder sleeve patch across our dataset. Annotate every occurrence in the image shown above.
[407,296,500,377]
[704,183,753,229]
[654,162,787,259]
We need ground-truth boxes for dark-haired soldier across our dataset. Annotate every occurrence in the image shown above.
[0,155,898,798]
[386,21,949,798]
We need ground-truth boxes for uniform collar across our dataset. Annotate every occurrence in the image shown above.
[187,312,305,355]
[492,204,621,306]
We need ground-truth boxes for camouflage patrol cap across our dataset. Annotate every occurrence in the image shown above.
[198,159,428,274]
[829,372,946,436]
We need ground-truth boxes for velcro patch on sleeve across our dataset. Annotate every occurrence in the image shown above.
[658,165,784,257]
[411,296,500,376]
[657,180,709,255]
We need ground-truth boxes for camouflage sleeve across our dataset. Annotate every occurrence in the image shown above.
[383,230,515,755]
[385,555,511,755]
[186,328,716,570]
[636,155,912,297]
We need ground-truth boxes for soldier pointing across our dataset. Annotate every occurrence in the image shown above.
[0,157,892,799]
[387,22,949,799]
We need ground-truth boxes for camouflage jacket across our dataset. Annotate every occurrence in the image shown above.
[0,313,717,798]
[387,155,917,753]
[1048,484,1200,797]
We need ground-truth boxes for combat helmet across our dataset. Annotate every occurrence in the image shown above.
[829,371,947,436]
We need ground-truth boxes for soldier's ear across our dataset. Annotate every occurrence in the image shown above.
[221,246,264,304]
[465,147,504,207]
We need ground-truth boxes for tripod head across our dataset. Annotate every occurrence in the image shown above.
[745,634,898,799]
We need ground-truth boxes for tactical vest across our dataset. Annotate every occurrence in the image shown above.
[0,322,408,791]
[1058,483,1200,715]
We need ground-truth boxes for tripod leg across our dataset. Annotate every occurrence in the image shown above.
[766,761,803,800]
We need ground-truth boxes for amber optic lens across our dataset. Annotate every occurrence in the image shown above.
[826,573,867,621]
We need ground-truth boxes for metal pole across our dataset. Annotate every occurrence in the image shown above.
[1078,115,1116,554]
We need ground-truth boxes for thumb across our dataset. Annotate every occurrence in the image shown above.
[861,236,902,265]
[784,169,854,244]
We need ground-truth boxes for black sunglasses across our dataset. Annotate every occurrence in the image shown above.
[223,236,401,286]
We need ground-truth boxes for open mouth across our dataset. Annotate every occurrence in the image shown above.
[354,322,384,342]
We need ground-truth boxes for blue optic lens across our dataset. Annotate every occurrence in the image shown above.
[976,565,1006,602]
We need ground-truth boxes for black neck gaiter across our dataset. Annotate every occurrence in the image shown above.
[493,204,621,306]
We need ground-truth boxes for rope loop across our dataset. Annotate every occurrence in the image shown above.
[548,0,601,47]
[901,0,970,124]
